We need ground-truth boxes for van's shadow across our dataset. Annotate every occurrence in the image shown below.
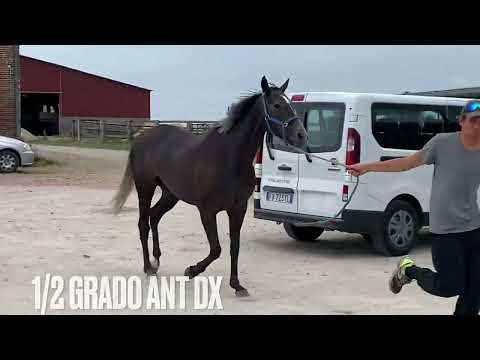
[254,229,434,259]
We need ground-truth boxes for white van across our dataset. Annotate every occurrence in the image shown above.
[253,92,478,256]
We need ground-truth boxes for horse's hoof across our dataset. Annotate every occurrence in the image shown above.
[151,259,160,271]
[235,289,250,297]
[184,266,195,279]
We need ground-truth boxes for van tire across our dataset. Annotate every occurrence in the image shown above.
[283,223,324,242]
[370,200,420,256]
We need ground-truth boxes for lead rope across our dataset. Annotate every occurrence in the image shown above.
[287,147,360,227]
[262,93,360,227]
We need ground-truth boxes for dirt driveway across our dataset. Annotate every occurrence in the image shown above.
[0,145,456,314]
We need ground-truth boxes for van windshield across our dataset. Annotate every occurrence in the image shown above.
[302,102,346,153]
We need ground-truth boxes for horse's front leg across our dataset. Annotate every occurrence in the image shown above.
[227,201,249,297]
[184,209,221,278]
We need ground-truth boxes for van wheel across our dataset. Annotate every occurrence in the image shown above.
[371,200,420,256]
[283,223,324,242]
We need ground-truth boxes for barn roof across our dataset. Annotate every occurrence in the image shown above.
[20,55,152,92]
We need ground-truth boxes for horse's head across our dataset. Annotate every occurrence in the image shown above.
[260,76,308,148]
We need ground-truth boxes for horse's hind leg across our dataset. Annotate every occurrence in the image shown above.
[136,183,156,275]
[227,201,249,297]
[149,185,178,273]
[184,209,221,279]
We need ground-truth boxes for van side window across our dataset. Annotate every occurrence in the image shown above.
[372,103,447,150]
[446,106,463,133]
[418,110,444,135]
[304,103,345,153]
[372,107,402,149]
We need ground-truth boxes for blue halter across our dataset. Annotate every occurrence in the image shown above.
[262,93,299,146]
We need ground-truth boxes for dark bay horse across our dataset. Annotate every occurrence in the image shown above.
[112,76,308,296]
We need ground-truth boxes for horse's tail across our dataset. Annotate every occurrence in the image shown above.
[112,153,134,215]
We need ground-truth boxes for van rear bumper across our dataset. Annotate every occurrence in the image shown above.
[254,208,384,234]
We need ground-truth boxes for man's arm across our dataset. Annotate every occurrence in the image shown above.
[347,151,426,176]
[347,134,439,177]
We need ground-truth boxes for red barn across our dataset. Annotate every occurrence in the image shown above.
[20,55,151,136]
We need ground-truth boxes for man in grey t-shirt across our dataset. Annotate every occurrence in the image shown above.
[348,100,480,315]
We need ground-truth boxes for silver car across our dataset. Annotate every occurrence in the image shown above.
[0,135,35,173]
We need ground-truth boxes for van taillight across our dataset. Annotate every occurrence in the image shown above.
[255,146,263,164]
[342,185,349,202]
[254,144,263,186]
[254,145,263,208]
[346,128,361,166]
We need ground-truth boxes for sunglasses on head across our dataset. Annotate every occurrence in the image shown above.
[464,101,480,114]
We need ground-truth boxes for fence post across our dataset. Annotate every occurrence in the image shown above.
[126,120,132,141]
[76,119,81,142]
[99,119,105,143]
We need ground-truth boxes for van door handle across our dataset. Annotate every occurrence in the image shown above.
[278,165,292,171]
[380,156,405,161]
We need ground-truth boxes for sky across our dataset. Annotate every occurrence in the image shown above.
[20,45,480,121]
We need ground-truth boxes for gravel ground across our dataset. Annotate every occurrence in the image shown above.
[0,145,456,314]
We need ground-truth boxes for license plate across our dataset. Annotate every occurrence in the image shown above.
[266,192,293,203]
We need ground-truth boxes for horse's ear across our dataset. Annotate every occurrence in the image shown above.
[279,78,289,93]
[261,76,269,93]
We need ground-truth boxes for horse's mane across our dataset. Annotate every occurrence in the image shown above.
[214,90,263,134]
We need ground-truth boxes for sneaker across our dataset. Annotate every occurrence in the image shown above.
[389,257,415,294]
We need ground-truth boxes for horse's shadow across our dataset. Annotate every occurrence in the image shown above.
[255,229,434,259]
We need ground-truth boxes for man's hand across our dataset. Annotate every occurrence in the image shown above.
[346,163,370,177]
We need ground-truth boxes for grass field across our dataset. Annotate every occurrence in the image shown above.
[33,155,61,168]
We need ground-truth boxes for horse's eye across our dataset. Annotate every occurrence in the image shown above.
[274,104,281,110]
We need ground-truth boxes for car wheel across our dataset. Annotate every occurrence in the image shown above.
[0,150,20,173]
[283,223,324,242]
[370,200,420,256]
